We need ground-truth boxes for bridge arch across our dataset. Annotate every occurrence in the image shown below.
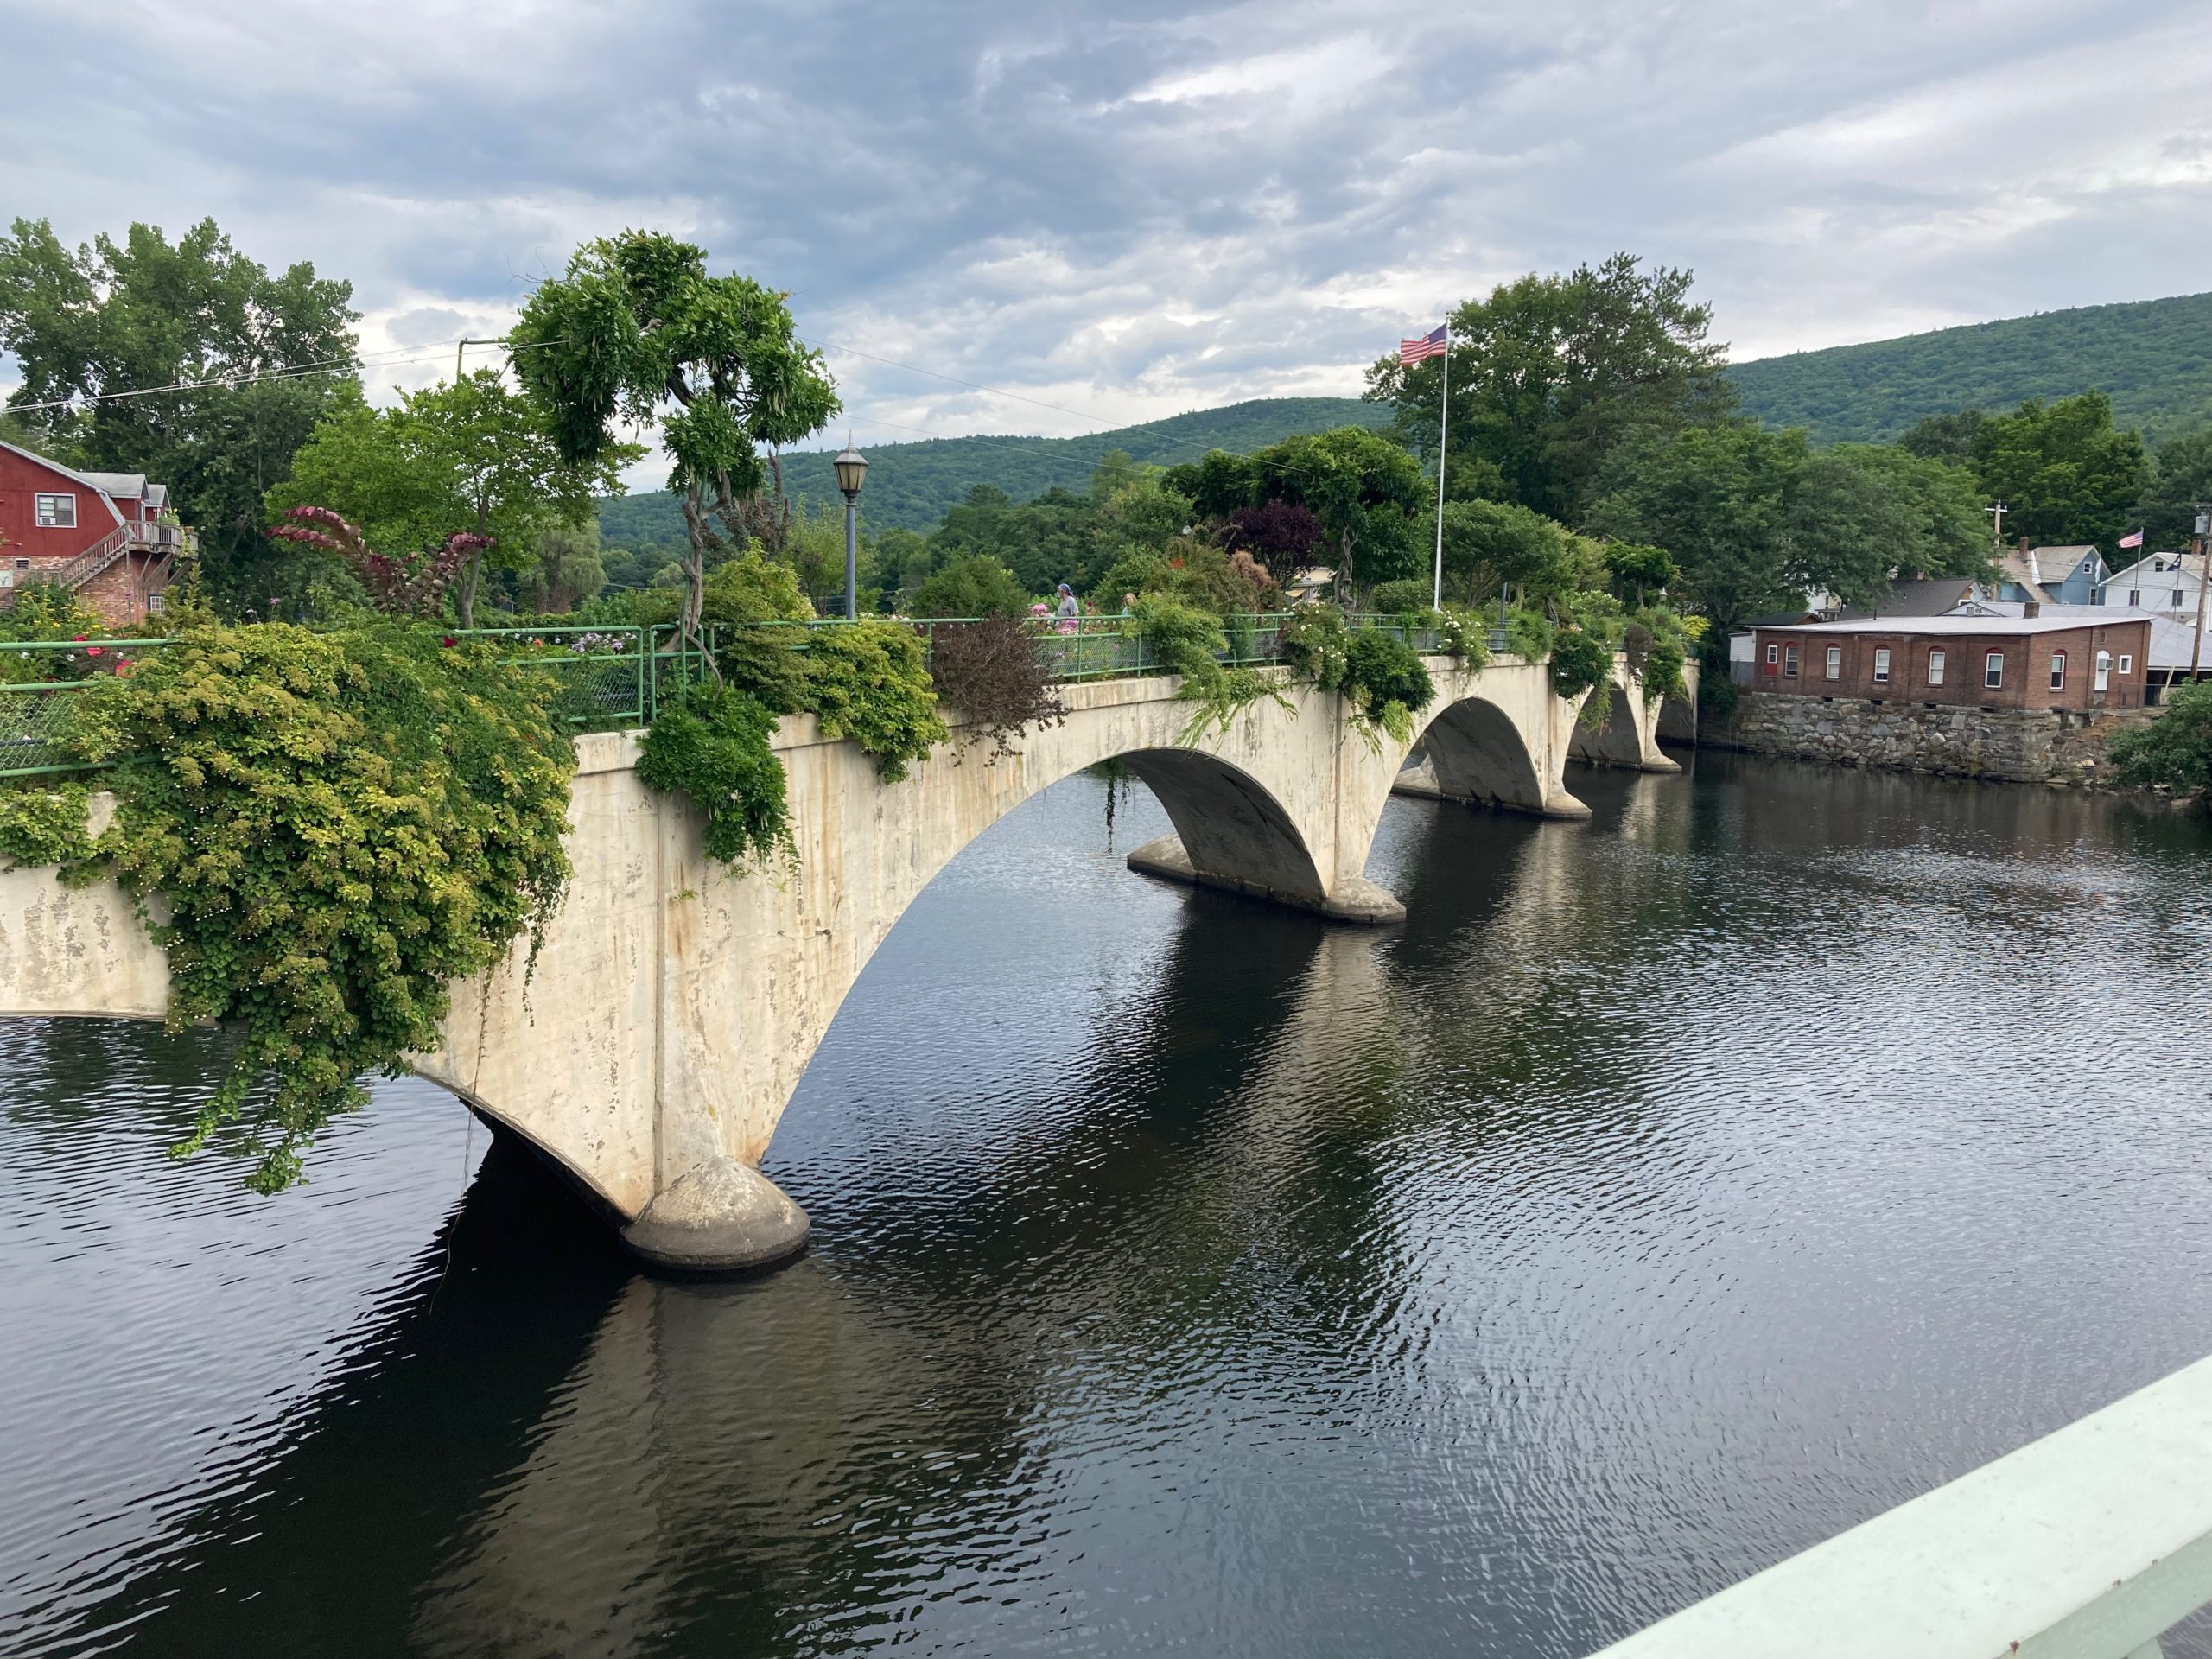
[1569,682,1647,768]
[1415,695,1551,813]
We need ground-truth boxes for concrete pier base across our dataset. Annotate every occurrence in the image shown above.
[1389,758,1591,819]
[620,1155,810,1274]
[1126,833,1406,925]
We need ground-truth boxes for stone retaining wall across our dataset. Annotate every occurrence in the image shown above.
[1710,690,2157,786]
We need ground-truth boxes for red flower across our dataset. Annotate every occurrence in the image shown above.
[86,646,104,658]
[441,636,456,648]
[72,635,87,643]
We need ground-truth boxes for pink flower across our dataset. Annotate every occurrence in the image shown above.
[72,635,87,643]
[86,646,104,658]
[441,636,456,648]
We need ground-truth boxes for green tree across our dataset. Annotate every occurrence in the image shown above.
[522,519,608,613]
[272,371,630,626]
[1585,423,1807,635]
[1602,541,1678,607]
[1230,426,1425,592]
[1427,498,1584,607]
[1783,449,1918,610]
[0,216,359,611]
[1898,410,1986,467]
[912,554,1030,619]
[2135,428,2212,549]
[510,232,838,648]
[1973,392,2149,548]
[1365,253,1732,524]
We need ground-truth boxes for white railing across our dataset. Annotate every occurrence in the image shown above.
[1586,1352,2212,1658]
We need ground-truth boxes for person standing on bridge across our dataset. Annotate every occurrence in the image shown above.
[1055,582,1080,634]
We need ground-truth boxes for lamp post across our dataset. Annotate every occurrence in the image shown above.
[834,442,868,620]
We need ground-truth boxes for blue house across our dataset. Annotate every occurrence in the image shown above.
[2003,544,2107,606]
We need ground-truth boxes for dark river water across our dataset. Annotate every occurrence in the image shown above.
[6,752,2212,1657]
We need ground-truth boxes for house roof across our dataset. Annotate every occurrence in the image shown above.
[1761,613,2152,638]
[1993,551,2054,604]
[0,438,126,527]
[1833,576,1980,620]
[1949,600,2209,670]
[79,470,147,499]
[2025,544,2104,584]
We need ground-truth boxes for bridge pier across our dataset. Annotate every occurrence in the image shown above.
[1124,833,1408,923]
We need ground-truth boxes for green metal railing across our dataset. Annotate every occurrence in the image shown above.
[0,612,1497,781]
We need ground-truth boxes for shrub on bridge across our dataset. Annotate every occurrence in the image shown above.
[926,613,1067,766]
[0,780,92,868]
[0,584,113,684]
[56,621,577,1193]
[1369,578,1432,616]
[1503,607,1554,661]
[802,618,947,782]
[1548,625,1613,709]
[1280,606,1434,745]
[638,684,794,866]
[1132,593,1287,740]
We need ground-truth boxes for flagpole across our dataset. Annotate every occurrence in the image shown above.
[1432,325,1450,612]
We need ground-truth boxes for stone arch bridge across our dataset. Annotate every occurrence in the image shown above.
[0,652,1688,1271]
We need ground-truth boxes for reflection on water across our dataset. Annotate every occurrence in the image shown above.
[5,752,2212,1656]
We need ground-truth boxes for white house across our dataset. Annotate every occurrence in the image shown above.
[2097,550,2206,614]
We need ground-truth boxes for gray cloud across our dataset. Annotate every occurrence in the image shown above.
[7,0,2210,486]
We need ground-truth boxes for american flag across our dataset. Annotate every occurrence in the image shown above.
[1399,324,1447,365]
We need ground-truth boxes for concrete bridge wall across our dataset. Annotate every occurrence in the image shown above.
[0,651,1668,1269]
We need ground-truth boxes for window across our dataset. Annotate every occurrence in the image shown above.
[1784,645,1799,678]
[2128,590,2141,607]
[2175,589,2187,608]
[1928,649,1946,686]
[34,493,75,528]
[146,591,165,616]
[2049,652,2067,691]
[1825,645,1842,679]
[1985,651,2005,689]
[1872,646,1891,683]
[2082,560,2094,574]
[2154,559,2167,572]
[2094,650,2110,692]
[1763,642,1778,671]
[2118,654,2133,675]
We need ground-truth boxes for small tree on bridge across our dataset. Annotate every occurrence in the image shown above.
[511,232,839,652]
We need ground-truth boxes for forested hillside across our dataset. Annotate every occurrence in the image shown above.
[1730,290,2212,444]
[597,396,1388,543]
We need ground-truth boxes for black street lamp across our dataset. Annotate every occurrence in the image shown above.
[834,442,868,620]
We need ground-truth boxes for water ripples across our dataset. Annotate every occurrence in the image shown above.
[4,752,2212,1655]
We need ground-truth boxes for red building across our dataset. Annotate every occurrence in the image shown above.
[0,439,189,629]
[1751,613,2153,710]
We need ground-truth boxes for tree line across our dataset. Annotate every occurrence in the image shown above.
[6,219,2210,655]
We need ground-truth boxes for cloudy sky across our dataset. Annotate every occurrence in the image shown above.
[7,0,2211,481]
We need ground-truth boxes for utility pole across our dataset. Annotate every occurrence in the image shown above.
[1986,500,2008,550]
[454,337,505,383]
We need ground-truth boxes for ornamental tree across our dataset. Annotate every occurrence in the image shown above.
[510,232,838,647]
[268,505,485,617]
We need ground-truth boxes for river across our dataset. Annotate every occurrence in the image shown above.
[4,752,2212,1656]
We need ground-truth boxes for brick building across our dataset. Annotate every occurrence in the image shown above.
[0,439,188,629]
[1751,613,2153,711]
